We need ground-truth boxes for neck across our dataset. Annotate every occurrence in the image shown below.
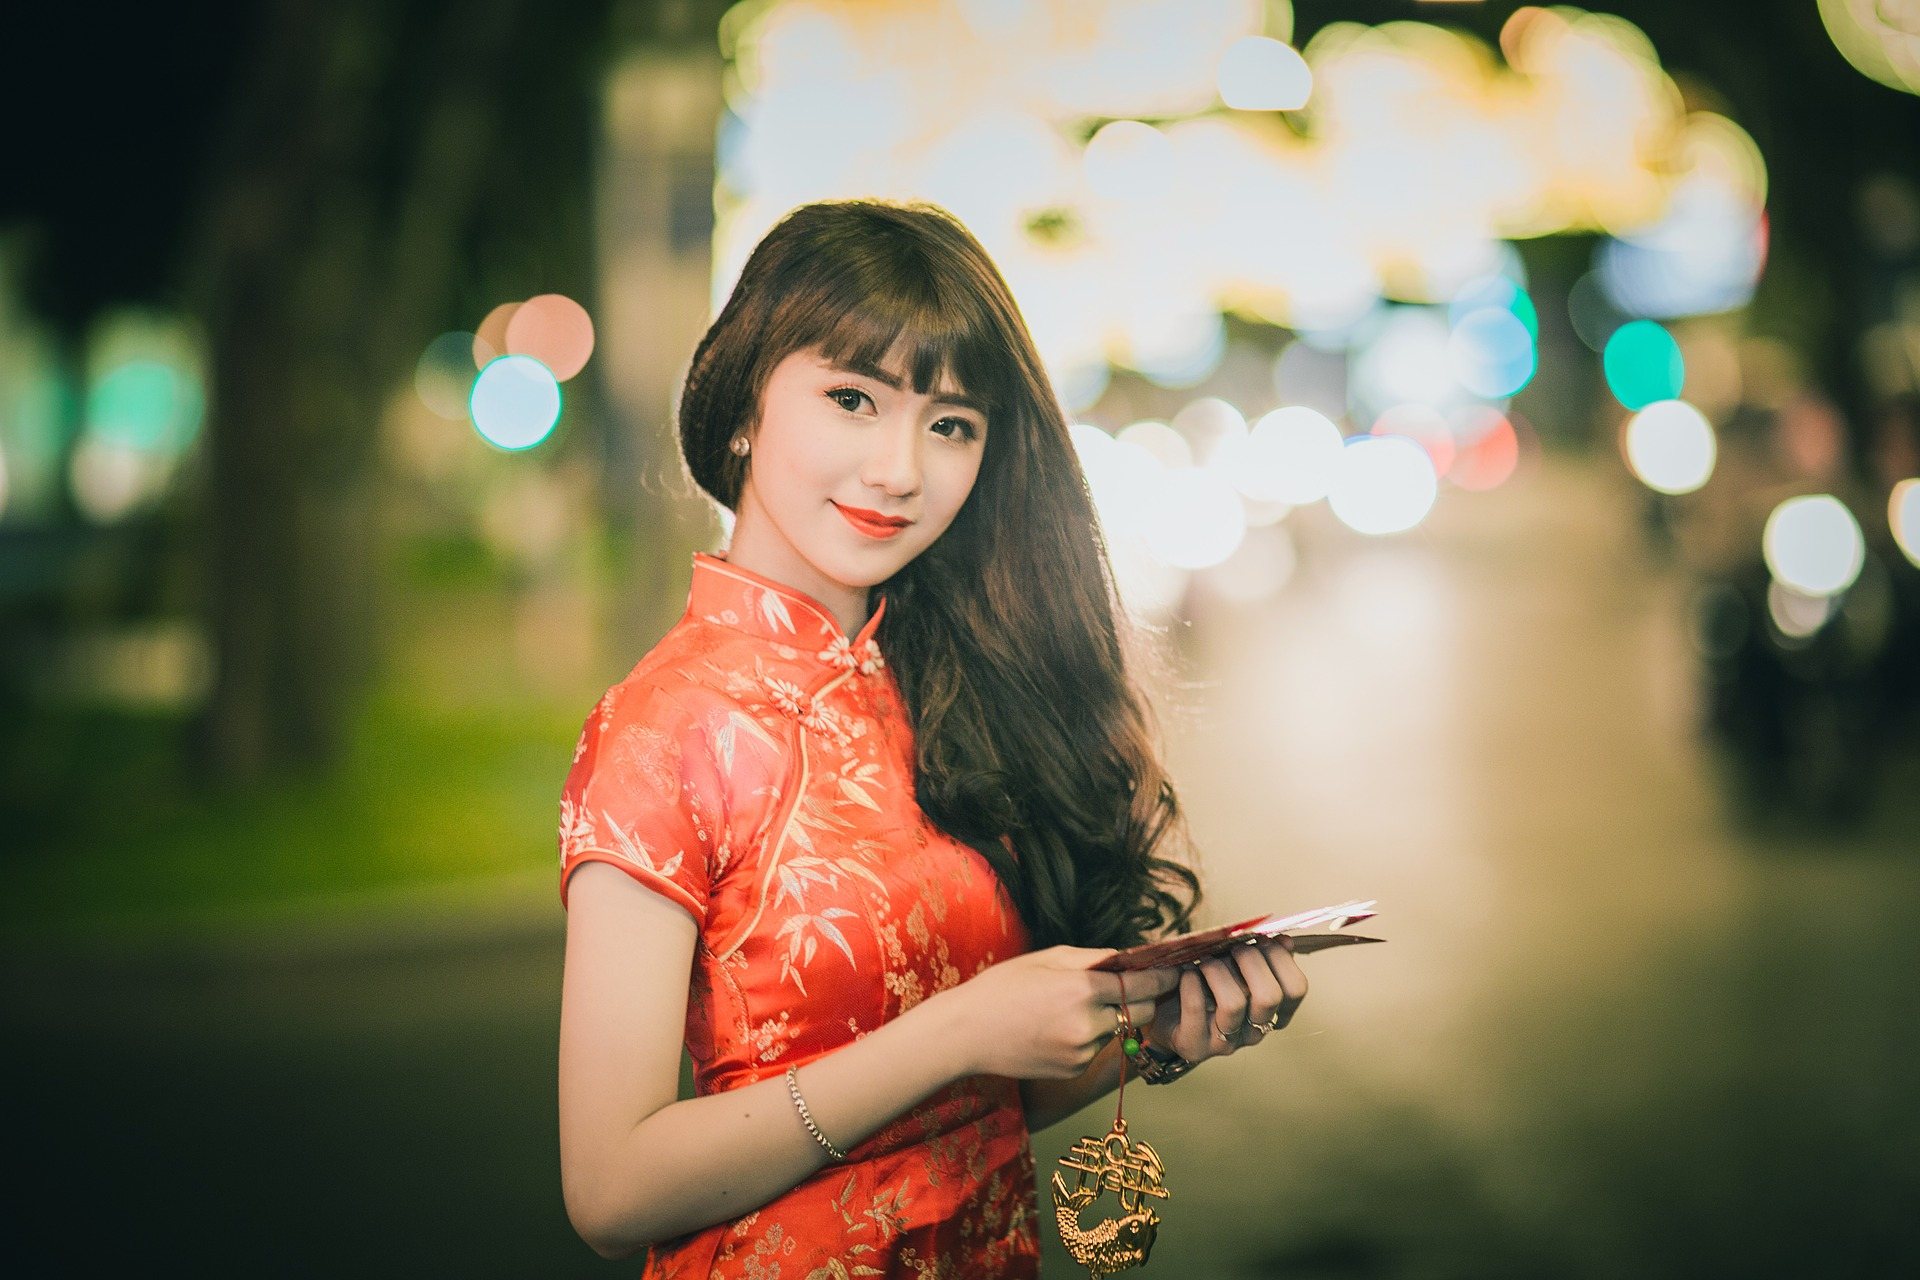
[724,503,871,640]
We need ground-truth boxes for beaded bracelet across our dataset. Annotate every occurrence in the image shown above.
[785,1065,848,1161]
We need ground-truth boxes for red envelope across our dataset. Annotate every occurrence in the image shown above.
[1093,899,1382,972]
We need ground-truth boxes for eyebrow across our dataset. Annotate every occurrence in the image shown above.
[832,359,988,416]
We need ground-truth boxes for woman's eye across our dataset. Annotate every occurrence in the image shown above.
[933,417,980,443]
[827,387,871,413]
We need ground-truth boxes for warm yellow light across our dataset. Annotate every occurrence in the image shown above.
[1817,0,1920,96]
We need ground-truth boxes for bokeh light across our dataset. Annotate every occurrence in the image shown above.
[1448,407,1521,491]
[1767,580,1838,641]
[1763,494,1865,598]
[1604,319,1685,409]
[474,302,519,368]
[1817,0,1920,97]
[1083,120,1174,202]
[416,331,482,421]
[1370,403,1456,477]
[470,355,562,451]
[1448,275,1538,342]
[86,360,202,454]
[1170,396,1248,469]
[1234,406,1346,504]
[1328,435,1438,535]
[1448,306,1536,398]
[1351,308,1453,422]
[1117,420,1192,470]
[1892,478,1920,569]
[504,294,596,381]
[1623,399,1716,495]
[1143,465,1248,569]
[1568,271,1629,352]
[1216,35,1312,111]
[70,436,167,522]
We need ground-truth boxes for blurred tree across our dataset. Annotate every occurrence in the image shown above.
[182,0,729,777]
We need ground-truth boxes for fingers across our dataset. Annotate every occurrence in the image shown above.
[1087,965,1180,1005]
[1171,967,1214,1061]
[1230,943,1287,1032]
[1196,957,1252,1053]
[1254,938,1309,1032]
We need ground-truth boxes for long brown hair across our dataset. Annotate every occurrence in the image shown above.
[677,199,1200,950]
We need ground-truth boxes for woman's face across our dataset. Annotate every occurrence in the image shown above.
[730,343,990,607]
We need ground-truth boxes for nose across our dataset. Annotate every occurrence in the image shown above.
[859,415,922,499]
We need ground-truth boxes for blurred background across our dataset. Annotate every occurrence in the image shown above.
[3,1,1918,1275]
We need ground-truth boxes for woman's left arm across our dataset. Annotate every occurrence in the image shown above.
[1018,937,1308,1132]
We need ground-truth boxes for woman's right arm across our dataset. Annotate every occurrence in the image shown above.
[559,862,1172,1261]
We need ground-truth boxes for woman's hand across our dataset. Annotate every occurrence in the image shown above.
[931,946,1179,1081]
[1144,938,1307,1067]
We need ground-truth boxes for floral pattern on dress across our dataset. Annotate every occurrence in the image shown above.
[559,551,1039,1279]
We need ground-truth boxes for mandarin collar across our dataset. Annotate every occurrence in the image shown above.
[688,551,887,675]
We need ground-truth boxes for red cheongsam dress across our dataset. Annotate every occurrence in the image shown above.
[558,551,1042,1278]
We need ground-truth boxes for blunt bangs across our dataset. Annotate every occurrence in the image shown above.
[778,250,1011,417]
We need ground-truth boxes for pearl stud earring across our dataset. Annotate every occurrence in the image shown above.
[729,436,750,456]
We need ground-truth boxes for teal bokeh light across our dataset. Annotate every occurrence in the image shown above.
[86,360,204,453]
[470,355,562,451]
[1603,320,1685,410]
[1449,275,1539,343]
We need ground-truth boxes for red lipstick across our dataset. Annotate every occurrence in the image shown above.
[833,501,911,540]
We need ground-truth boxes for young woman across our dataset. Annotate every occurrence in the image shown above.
[556,199,1308,1276]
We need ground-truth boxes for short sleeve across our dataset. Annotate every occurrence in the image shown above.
[558,681,717,923]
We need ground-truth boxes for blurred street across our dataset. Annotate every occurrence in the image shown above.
[9,453,1915,1278]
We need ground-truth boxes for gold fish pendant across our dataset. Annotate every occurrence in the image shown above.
[1050,1115,1169,1278]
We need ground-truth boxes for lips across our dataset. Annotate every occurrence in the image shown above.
[833,501,911,540]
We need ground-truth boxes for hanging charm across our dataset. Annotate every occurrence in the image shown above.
[1051,1115,1169,1278]
[1051,973,1170,1278]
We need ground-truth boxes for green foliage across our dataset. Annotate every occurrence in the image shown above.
[1,695,580,934]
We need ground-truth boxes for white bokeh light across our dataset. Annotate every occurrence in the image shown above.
[1623,399,1717,495]
[471,355,562,451]
[1117,420,1192,470]
[1234,406,1346,504]
[1763,494,1865,598]
[1171,396,1248,469]
[1890,478,1920,569]
[1327,436,1439,536]
[1216,36,1313,111]
[1352,308,1455,417]
[1083,120,1175,201]
[1143,465,1248,569]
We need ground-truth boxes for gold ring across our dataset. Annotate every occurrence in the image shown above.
[1258,1011,1283,1032]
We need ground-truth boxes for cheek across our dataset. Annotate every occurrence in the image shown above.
[922,453,984,530]
[753,417,843,501]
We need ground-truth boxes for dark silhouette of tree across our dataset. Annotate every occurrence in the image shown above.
[180,0,734,777]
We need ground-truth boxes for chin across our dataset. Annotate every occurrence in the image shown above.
[805,542,905,589]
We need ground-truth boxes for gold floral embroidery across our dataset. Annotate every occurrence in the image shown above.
[558,553,1039,1277]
